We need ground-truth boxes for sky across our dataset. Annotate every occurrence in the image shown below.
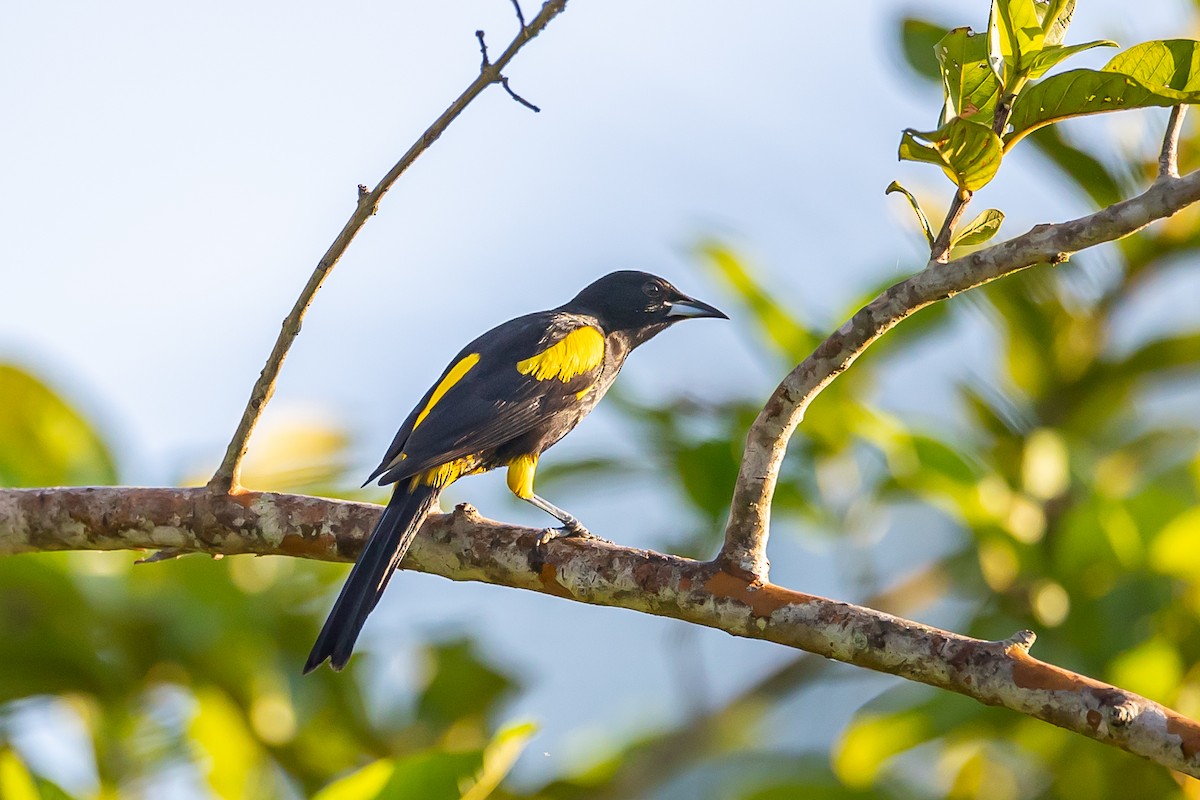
[2,0,1196,794]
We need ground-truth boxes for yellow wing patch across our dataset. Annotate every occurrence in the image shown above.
[413,353,480,432]
[516,326,604,383]
[410,455,483,489]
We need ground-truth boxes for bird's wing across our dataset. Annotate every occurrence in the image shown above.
[366,311,605,486]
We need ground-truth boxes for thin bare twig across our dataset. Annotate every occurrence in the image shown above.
[475,29,491,69]
[5,485,1200,777]
[500,76,541,112]
[206,0,568,495]
[476,29,542,112]
[1159,105,1187,179]
[719,161,1200,580]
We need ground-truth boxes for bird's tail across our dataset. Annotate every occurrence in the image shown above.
[304,483,439,673]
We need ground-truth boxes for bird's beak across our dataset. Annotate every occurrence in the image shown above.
[666,295,729,320]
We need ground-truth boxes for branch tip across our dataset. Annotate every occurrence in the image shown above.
[500,77,540,112]
[475,29,491,69]
[1003,629,1037,653]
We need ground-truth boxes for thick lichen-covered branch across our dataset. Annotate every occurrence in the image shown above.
[3,486,1199,777]
[720,163,1200,580]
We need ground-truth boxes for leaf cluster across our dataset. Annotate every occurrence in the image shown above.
[892,0,1200,257]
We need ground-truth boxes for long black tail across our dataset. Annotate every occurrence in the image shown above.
[304,483,439,673]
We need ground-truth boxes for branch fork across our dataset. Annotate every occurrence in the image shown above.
[717,103,1199,586]
[476,27,542,112]
[203,0,567,497]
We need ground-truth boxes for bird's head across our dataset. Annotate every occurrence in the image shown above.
[565,270,727,344]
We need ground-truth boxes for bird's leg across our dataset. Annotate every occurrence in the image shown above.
[527,493,590,535]
[524,493,609,543]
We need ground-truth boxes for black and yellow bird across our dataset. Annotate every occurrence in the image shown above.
[304,270,726,673]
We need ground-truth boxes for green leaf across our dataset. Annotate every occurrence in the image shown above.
[951,208,1005,248]
[675,438,741,525]
[989,0,1044,81]
[370,722,534,800]
[1116,331,1200,377]
[1006,40,1200,147]
[1026,40,1118,80]
[416,638,518,727]
[899,18,947,83]
[899,117,1004,191]
[937,27,1002,123]
[190,688,267,799]
[0,364,117,487]
[1036,0,1076,47]
[383,751,483,799]
[1104,39,1200,93]
[1149,507,1200,582]
[885,181,935,247]
[1027,126,1122,207]
[0,750,40,800]
[460,722,536,800]
[1005,68,1198,148]
[1108,637,1184,702]
[699,242,821,361]
[833,708,932,788]
[312,760,394,800]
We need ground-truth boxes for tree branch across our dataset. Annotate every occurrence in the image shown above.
[1160,105,1187,179]
[719,164,1200,580]
[928,187,973,262]
[3,486,1199,776]
[206,0,568,495]
[583,563,951,799]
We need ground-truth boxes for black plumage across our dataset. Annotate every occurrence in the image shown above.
[305,270,726,673]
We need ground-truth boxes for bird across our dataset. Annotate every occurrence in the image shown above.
[304,270,727,673]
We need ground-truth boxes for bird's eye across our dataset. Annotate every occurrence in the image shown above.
[642,281,663,298]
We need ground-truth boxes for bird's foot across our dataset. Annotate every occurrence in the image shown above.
[537,522,609,546]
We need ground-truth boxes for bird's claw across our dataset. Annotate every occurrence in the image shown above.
[537,523,609,546]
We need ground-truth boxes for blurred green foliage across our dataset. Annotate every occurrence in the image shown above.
[0,366,116,488]
[4,2,1200,798]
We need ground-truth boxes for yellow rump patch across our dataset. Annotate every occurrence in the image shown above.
[506,453,538,499]
[516,326,605,383]
[411,455,482,489]
[414,353,480,431]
